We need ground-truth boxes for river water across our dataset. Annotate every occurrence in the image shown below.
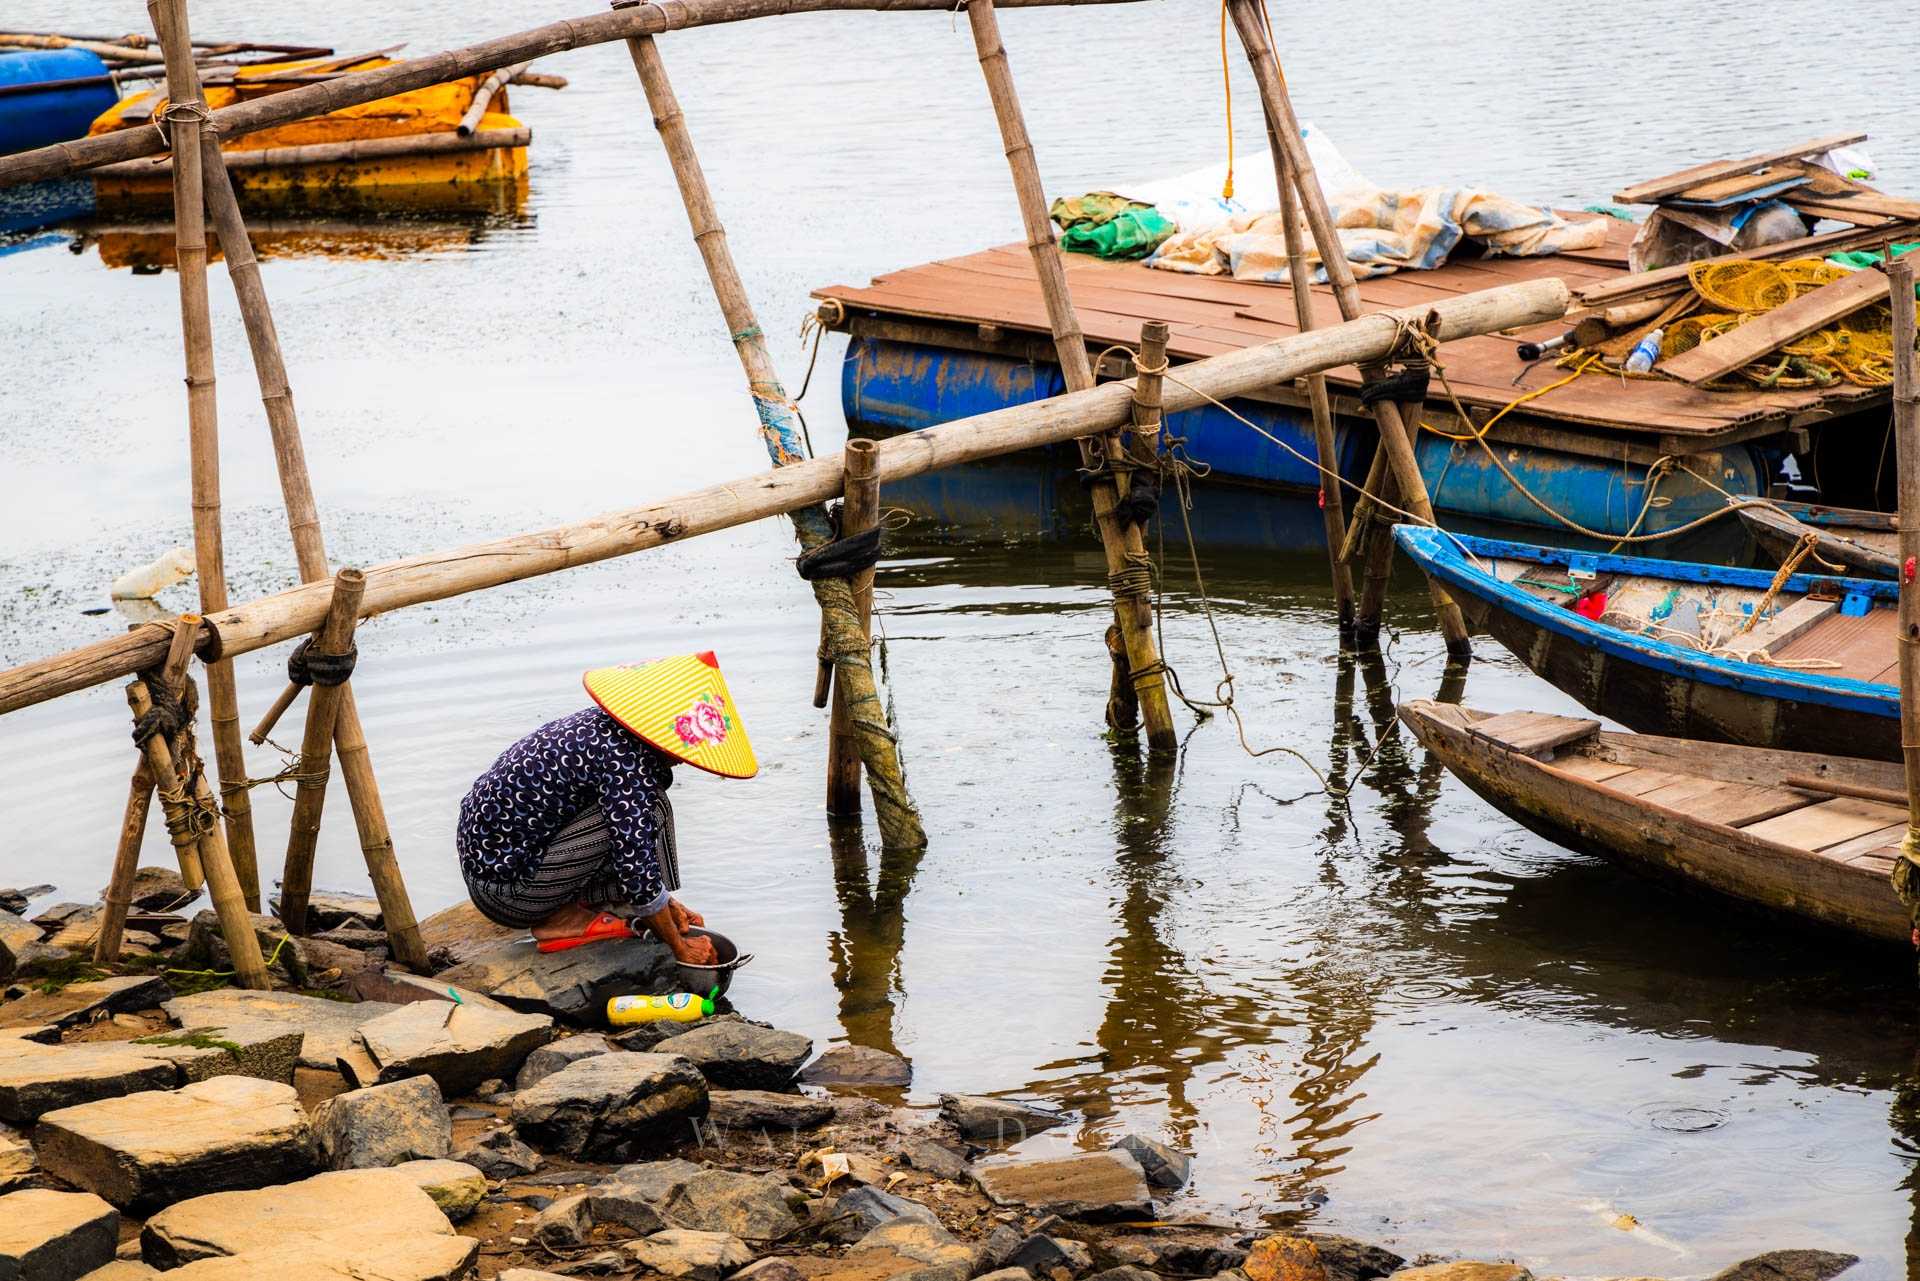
[4,1,1920,1274]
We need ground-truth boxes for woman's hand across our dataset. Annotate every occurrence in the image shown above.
[672,932,719,966]
[645,899,718,966]
[668,898,705,932]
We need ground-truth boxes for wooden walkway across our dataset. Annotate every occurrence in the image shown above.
[814,216,1888,452]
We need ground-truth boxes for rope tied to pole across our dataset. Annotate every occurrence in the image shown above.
[131,667,198,747]
[795,522,883,581]
[152,99,213,150]
[286,636,357,687]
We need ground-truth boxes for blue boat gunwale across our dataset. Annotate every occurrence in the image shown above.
[1393,524,1900,717]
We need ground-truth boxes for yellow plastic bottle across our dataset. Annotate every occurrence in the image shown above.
[606,987,717,1027]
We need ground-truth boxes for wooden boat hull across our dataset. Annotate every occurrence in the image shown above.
[1399,700,1907,944]
[1738,500,1898,578]
[1394,524,1901,760]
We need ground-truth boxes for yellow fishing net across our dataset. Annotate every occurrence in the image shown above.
[1659,257,1906,388]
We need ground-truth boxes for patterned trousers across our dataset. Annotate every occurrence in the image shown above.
[465,798,680,929]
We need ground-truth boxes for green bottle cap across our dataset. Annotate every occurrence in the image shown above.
[701,985,719,1017]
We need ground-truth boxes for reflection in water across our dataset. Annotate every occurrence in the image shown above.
[72,206,532,270]
[826,819,924,1064]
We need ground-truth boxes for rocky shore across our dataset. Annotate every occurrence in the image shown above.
[0,874,1866,1281]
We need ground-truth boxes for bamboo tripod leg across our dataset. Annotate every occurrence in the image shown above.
[964,0,1176,751]
[279,569,366,935]
[826,440,881,817]
[1227,0,1473,658]
[151,0,262,907]
[195,120,428,971]
[623,30,927,850]
[1266,122,1352,640]
[95,620,201,963]
[1888,257,1920,942]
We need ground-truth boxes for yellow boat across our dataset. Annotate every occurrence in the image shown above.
[87,54,528,212]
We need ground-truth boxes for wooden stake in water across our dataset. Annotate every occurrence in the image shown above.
[279,569,367,935]
[195,122,428,972]
[150,0,263,907]
[1227,0,1475,657]
[1887,255,1920,943]
[622,26,927,849]
[826,439,881,817]
[964,0,1177,751]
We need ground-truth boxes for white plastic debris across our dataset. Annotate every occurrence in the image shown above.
[111,546,196,600]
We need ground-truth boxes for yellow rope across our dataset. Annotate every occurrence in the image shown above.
[1217,0,1234,200]
[1417,352,1604,442]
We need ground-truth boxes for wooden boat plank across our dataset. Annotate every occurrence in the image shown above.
[1550,756,1638,783]
[1613,134,1868,204]
[1767,608,1900,683]
[1599,766,1694,797]
[1820,823,1907,864]
[1683,784,1819,828]
[1662,266,1896,385]
[1635,775,1744,811]
[1466,709,1600,757]
[1739,795,1907,847]
[1718,596,1839,663]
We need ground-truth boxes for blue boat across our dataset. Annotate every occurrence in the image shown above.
[840,337,1768,542]
[1392,523,1900,760]
[0,49,120,155]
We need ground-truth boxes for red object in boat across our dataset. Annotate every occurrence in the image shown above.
[1574,590,1607,620]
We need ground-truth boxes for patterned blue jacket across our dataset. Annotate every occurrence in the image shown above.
[456,707,675,909]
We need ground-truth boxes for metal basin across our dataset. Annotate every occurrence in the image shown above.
[675,926,751,998]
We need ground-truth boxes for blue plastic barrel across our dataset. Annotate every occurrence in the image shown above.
[0,49,119,156]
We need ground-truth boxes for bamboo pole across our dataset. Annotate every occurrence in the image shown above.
[0,34,171,62]
[1889,256,1920,943]
[279,569,366,935]
[458,63,528,136]
[151,0,262,910]
[826,440,882,816]
[0,279,1569,718]
[95,620,200,963]
[196,126,430,973]
[964,0,1177,751]
[125,630,270,989]
[1226,0,1477,657]
[93,128,530,178]
[1268,131,1353,641]
[624,32,927,851]
[0,0,1145,189]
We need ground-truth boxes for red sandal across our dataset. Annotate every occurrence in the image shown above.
[535,912,634,953]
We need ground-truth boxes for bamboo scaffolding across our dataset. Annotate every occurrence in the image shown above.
[965,0,1177,751]
[623,30,925,850]
[1267,127,1353,640]
[1226,0,1472,656]
[196,123,429,971]
[826,439,882,817]
[279,569,365,936]
[152,0,262,909]
[0,0,1144,189]
[0,279,1568,718]
[458,63,528,136]
[125,621,270,989]
[95,620,199,964]
[93,128,530,178]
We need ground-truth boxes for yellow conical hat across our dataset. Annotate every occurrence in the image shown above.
[583,652,757,779]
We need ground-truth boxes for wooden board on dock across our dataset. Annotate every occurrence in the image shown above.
[814,214,1888,449]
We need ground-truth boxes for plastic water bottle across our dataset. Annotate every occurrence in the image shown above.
[1624,328,1665,375]
[606,987,717,1027]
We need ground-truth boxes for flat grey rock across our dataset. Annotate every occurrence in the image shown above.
[140,1168,456,1268]
[589,1158,703,1233]
[654,1023,812,1091]
[273,891,383,932]
[436,923,680,1025]
[848,1218,973,1281]
[451,1126,542,1179]
[825,1186,937,1244]
[127,1024,301,1086]
[0,912,40,979]
[626,1228,753,1281]
[661,1167,798,1240]
[35,1077,315,1213]
[0,887,53,916]
[897,1138,970,1182]
[2,977,171,1035]
[390,1159,486,1222]
[160,1233,476,1281]
[0,1188,118,1281]
[1706,1251,1862,1281]
[352,999,553,1096]
[1009,1234,1091,1280]
[163,990,405,1070]
[972,1151,1151,1222]
[707,1089,834,1132]
[312,1075,452,1170]
[516,1034,614,1092]
[1111,1133,1190,1190]
[938,1094,1065,1142]
[510,1053,707,1161]
[119,868,192,913]
[0,1040,177,1126]
[798,1044,912,1088]
[1105,1231,1245,1276]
